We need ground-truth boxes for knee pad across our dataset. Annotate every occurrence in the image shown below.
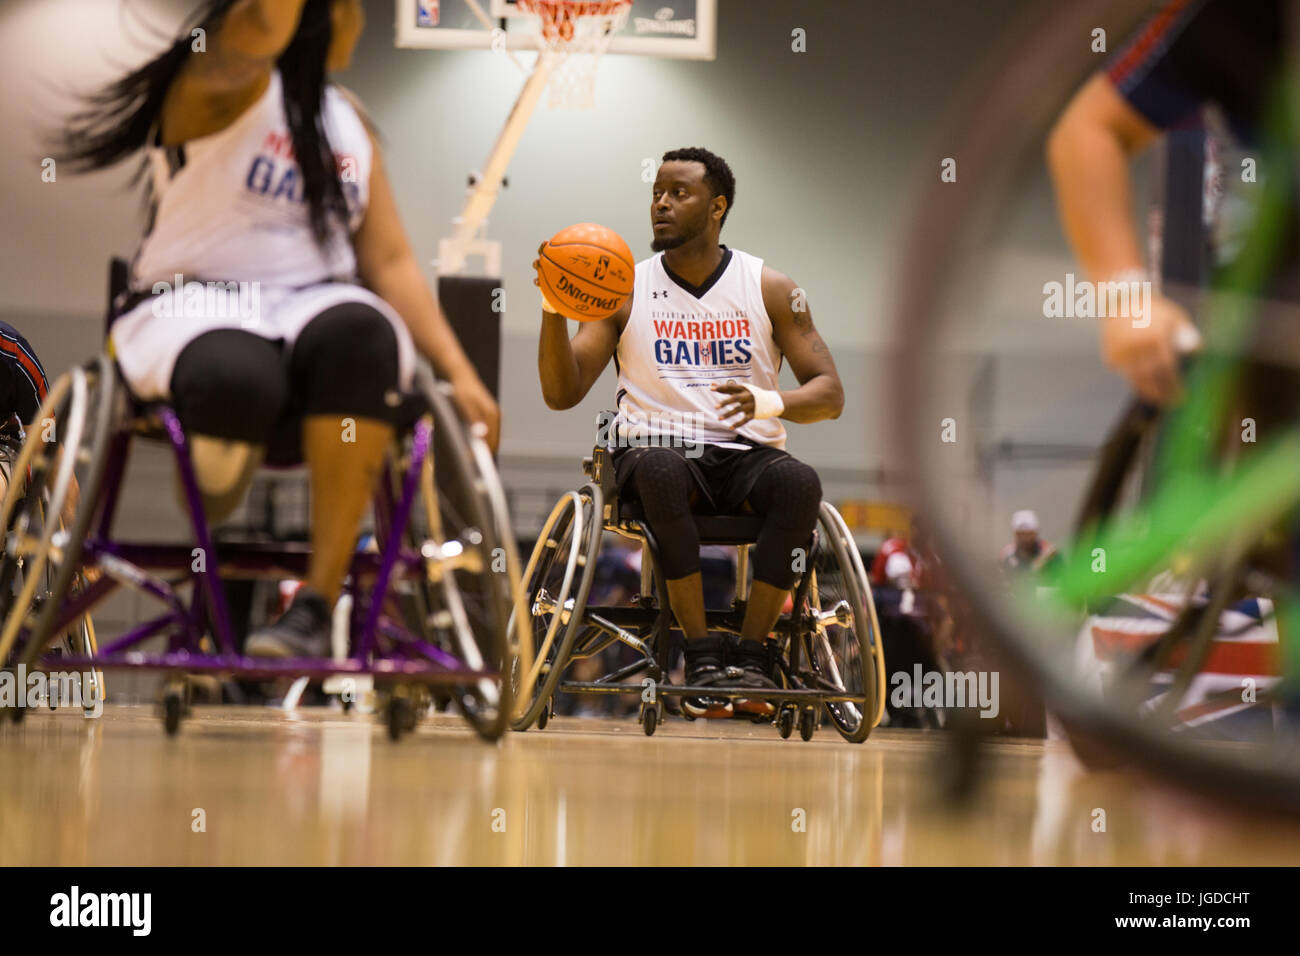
[181,436,265,524]
[291,305,400,422]
[629,449,700,580]
[170,330,287,444]
[749,459,823,590]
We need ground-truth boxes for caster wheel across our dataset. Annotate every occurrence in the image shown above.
[776,707,795,739]
[341,697,354,714]
[387,696,411,741]
[536,704,550,730]
[162,691,182,736]
[9,701,25,724]
[641,706,658,737]
[799,707,817,742]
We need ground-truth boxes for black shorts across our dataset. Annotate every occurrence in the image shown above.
[613,438,793,515]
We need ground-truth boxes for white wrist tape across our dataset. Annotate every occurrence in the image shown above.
[740,383,784,420]
[540,292,559,314]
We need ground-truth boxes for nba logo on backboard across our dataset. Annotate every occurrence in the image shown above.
[416,0,440,27]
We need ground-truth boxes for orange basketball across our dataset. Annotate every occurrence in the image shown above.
[538,223,635,321]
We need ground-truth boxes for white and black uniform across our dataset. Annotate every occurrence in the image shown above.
[614,247,786,450]
[109,70,416,401]
[610,247,823,589]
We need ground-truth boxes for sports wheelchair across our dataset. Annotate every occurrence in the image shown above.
[0,260,525,740]
[511,419,886,741]
[0,425,103,717]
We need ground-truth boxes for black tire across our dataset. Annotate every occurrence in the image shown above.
[535,704,549,730]
[387,695,410,742]
[163,691,182,736]
[799,707,817,742]
[642,705,657,737]
[777,706,795,739]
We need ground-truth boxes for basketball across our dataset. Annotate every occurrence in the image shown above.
[537,223,635,321]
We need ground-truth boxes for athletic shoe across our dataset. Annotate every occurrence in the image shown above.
[732,638,781,717]
[245,587,332,659]
[682,635,733,719]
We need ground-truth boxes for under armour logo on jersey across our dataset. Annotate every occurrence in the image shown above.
[651,290,669,299]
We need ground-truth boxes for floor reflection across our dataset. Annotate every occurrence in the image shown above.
[0,707,1297,865]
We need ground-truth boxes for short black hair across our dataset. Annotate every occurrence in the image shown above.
[661,147,736,228]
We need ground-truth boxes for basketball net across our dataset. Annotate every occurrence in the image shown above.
[516,0,632,110]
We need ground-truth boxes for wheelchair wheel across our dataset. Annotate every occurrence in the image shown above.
[776,705,795,739]
[0,357,118,681]
[889,0,1300,810]
[800,502,885,743]
[398,372,516,742]
[509,484,603,730]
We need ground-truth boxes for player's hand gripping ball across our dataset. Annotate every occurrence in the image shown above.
[533,223,634,321]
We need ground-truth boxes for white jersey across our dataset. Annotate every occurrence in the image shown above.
[130,70,370,290]
[109,71,418,402]
[615,247,786,449]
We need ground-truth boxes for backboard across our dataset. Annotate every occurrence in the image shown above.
[395,0,716,60]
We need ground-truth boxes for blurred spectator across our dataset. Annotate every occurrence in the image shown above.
[998,510,1062,577]
[870,527,925,589]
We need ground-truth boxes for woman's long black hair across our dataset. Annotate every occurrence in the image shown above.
[53,0,348,245]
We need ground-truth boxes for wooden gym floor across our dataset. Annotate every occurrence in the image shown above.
[2,705,1298,866]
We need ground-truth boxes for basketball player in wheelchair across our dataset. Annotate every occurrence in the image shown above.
[50,0,499,660]
[535,147,846,720]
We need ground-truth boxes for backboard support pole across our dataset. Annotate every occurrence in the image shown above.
[437,54,556,276]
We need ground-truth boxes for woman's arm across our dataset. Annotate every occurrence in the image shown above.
[353,132,501,449]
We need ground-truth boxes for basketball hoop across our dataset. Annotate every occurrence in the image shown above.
[516,0,632,109]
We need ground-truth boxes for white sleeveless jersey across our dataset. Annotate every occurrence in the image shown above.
[130,70,370,290]
[615,248,786,449]
[109,72,419,403]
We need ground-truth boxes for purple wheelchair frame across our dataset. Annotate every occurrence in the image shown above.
[49,394,496,687]
[31,256,503,693]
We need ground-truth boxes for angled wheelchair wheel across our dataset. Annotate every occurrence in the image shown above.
[398,372,516,741]
[0,357,118,684]
[509,483,603,731]
[800,502,885,743]
[889,0,1300,810]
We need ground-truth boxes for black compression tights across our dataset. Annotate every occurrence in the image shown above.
[629,450,822,590]
[168,303,401,444]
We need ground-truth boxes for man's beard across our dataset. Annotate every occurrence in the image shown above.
[650,233,687,252]
[650,218,705,253]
